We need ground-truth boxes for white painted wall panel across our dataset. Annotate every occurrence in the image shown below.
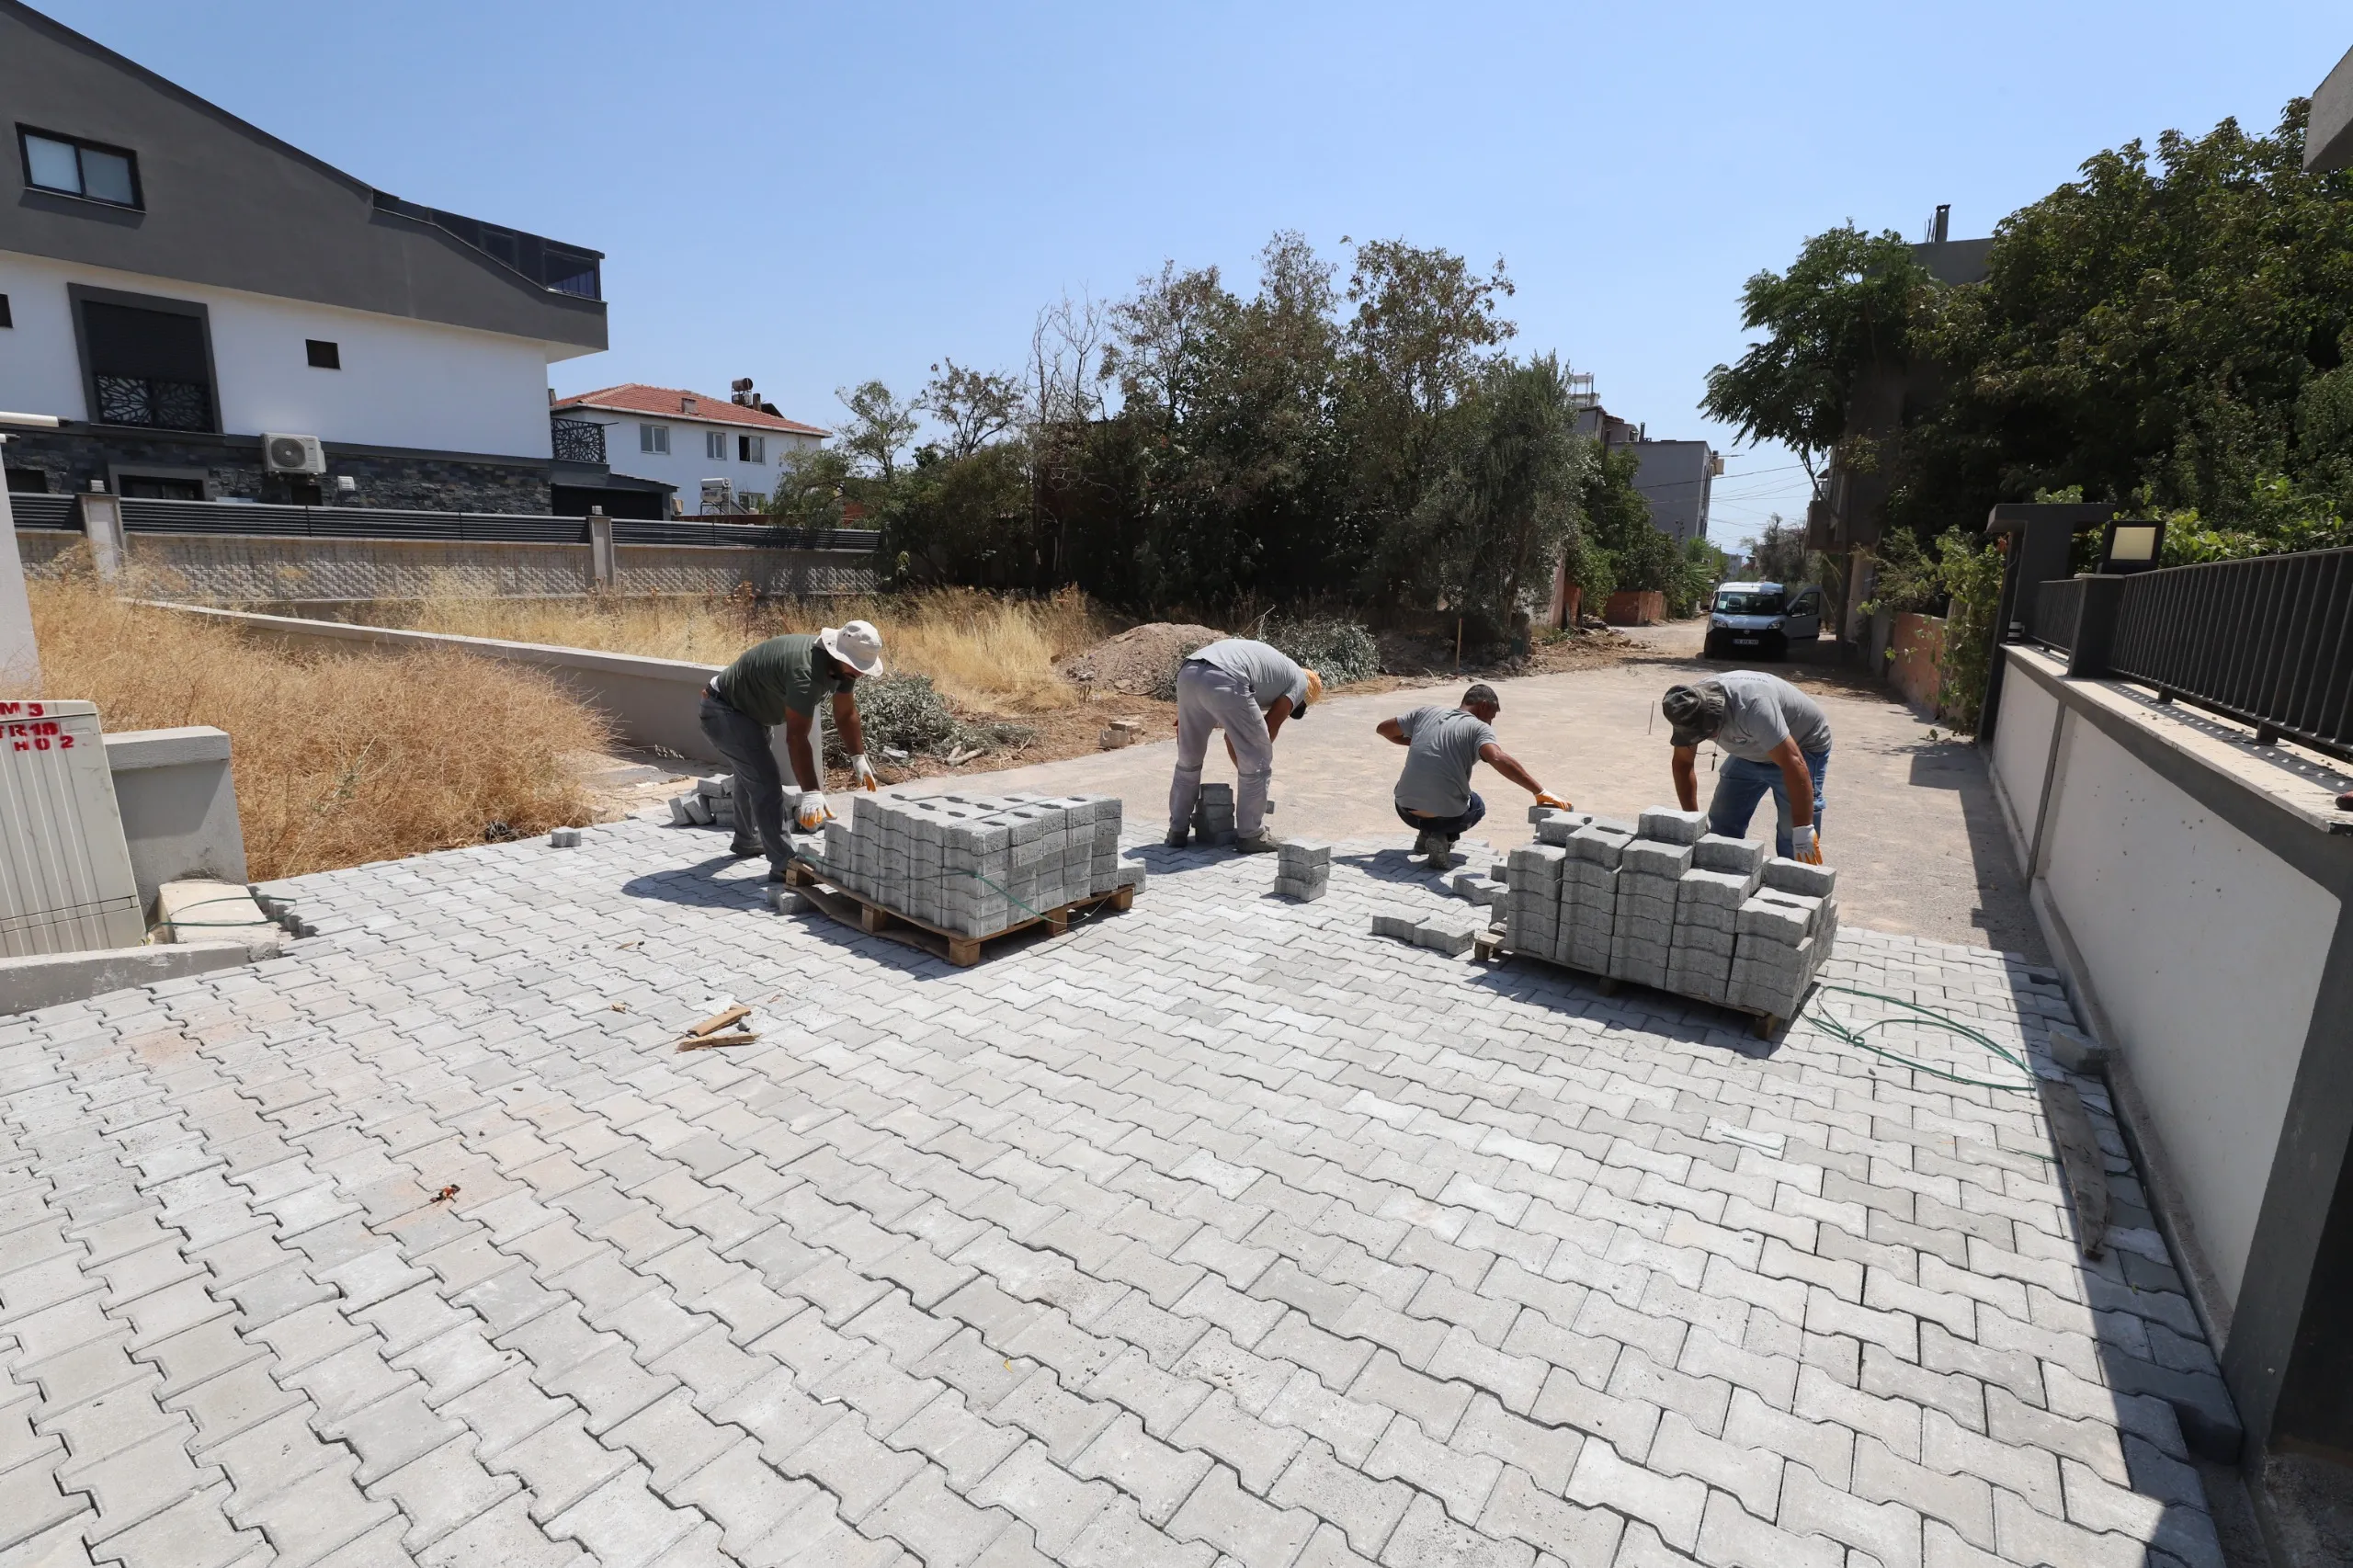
[0,251,563,458]
[1991,668,2059,843]
[2040,714,2336,1305]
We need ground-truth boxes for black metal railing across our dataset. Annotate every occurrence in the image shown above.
[2029,575,2088,654]
[551,417,606,464]
[8,493,880,553]
[2106,548,2353,758]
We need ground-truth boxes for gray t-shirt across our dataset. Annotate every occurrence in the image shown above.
[1712,671,1833,762]
[1190,639,1310,715]
[1392,706,1498,816]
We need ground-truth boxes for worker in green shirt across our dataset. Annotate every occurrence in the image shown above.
[699,621,885,879]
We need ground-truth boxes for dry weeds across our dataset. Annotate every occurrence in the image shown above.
[376,585,1116,716]
[27,571,608,880]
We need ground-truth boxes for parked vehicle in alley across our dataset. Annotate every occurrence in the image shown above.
[1704,581,1824,659]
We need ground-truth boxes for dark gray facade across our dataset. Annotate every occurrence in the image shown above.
[0,0,604,352]
[4,426,553,514]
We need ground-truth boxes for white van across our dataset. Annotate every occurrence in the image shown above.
[1704,581,1824,659]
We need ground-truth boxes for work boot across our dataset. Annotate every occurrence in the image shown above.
[1233,830,1280,855]
[1411,828,1443,859]
[728,837,761,859]
[1164,825,1190,848]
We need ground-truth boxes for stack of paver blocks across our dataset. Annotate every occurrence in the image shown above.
[1667,833,1764,1006]
[1276,841,1331,902]
[1191,783,1237,846]
[1371,910,1482,956]
[1608,808,1706,990]
[800,791,1139,938]
[1732,858,1839,1017]
[1505,843,1567,957]
[1560,818,1634,973]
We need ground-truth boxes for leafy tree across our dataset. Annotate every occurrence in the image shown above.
[920,360,1022,461]
[1701,225,1931,497]
[835,381,920,480]
[765,447,856,529]
[1746,515,1810,584]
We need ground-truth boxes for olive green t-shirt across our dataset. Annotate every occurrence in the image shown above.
[714,634,851,726]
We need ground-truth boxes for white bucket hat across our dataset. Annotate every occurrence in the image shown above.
[818,619,884,676]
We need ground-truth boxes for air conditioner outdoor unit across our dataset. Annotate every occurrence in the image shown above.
[0,699,144,957]
[263,433,327,474]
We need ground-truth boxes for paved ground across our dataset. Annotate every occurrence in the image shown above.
[0,813,2227,1566]
[897,631,2044,963]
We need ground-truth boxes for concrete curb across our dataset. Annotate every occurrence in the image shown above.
[0,939,256,1017]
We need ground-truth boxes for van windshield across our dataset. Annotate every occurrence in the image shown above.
[1715,589,1786,615]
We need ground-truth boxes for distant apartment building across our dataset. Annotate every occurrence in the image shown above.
[1571,381,1722,547]
[551,383,825,517]
[0,0,608,514]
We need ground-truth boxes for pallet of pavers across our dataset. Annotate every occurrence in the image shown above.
[783,791,1142,965]
[1499,803,1839,1035]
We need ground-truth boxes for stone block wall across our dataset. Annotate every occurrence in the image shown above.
[4,427,553,513]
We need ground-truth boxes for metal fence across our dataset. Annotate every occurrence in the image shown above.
[2027,575,2088,654]
[8,493,878,553]
[2109,548,2353,756]
[550,417,607,464]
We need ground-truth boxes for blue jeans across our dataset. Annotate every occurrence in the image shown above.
[1708,746,1830,858]
[1396,791,1486,843]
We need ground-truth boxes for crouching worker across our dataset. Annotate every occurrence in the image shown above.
[699,621,885,881]
[1166,638,1322,853]
[1661,671,1830,863]
[1381,683,1569,869]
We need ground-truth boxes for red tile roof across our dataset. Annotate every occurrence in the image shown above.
[553,384,828,437]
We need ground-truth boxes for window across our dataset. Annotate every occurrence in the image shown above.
[305,339,340,369]
[75,291,215,432]
[0,295,10,329]
[739,435,766,464]
[705,430,727,461]
[19,128,141,208]
[639,424,669,454]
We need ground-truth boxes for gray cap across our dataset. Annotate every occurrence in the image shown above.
[1461,683,1500,711]
[1662,681,1727,746]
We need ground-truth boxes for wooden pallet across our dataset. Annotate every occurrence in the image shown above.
[1479,936,1786,1037]
[782,861,1134,967]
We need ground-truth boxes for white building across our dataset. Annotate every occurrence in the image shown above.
[551,384,826,514]
[0,0,609,513]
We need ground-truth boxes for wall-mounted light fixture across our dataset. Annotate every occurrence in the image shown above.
[2099,518,2165,574]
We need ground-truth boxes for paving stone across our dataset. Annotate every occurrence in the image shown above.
[0,822,2224,1564]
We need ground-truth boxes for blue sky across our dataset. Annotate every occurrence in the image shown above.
[35,1,2351,551]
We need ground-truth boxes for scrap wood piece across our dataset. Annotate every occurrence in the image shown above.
[676,1030,760,1052]
[2038,1074,2112,1258]
[685,1005,751,1039]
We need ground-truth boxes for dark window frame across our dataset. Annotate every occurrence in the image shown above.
[0,294,11,329]
[66,283,221,434]
[17,124,144,210]
[306,339,341,369]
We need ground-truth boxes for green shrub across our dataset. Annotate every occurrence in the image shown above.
[1268,617,1380,686]
[825,673,1038,759]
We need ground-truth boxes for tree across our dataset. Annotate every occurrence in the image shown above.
[835,381,919,481]
[920,360,1021,461]
[765,447,855,529]
[1746,515,1809,583]
[1700,225,1932,497]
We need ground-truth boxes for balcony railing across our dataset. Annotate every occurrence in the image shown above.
[2029,546,2353,761]
[551,417,606,465]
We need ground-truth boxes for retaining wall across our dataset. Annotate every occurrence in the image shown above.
[1988,642,2353,1459]
[16,528,873,604]
[1887,611,1945,716]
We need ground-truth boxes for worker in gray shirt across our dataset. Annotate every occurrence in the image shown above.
[1379,683,1569,868]
[1166,638,1323,853]
[1661,670,1831,862]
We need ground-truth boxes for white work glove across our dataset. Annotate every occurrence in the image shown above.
[849,755,878,790]
[796,791,830,832]
[1790,824,1822,864]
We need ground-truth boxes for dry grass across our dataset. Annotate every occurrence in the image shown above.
[28,571,608,880]
[374,585,1115,716]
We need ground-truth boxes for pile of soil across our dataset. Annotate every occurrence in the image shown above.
[1056,622,1223,695]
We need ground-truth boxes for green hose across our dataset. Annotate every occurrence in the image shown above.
[1802,983,2039,1093]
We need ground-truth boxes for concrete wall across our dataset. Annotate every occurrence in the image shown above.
[1885,612,1944,717]
[160,605,738,767]
[103,725,245,915]
[17,528,875,604]
[1986,643,2353,1457]
[0,252,566,456]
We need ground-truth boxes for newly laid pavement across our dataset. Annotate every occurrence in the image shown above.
[0,813,2227,1565]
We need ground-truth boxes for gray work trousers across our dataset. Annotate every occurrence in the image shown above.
[1168,659,1274,835]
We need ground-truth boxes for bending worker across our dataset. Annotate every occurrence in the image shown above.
[1166,637,1322,854]
[699,621,886,880]
[1380,683,1569,869]
[1661,671,1829,864]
